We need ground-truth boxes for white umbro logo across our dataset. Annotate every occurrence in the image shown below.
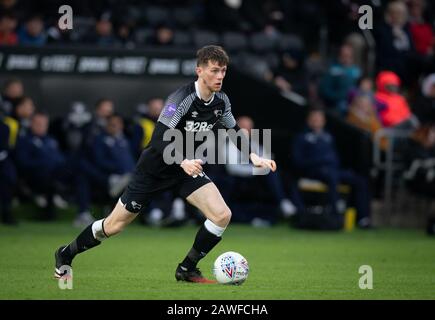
[191,111,198,118]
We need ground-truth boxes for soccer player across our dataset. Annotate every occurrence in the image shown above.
[54,45,276,283]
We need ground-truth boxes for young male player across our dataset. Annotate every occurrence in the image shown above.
[54,45,276,283]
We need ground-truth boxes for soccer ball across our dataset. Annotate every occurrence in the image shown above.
[213,251,249,285]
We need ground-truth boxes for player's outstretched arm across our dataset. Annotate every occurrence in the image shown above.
[249,152,277,172]
[150,122,204,177]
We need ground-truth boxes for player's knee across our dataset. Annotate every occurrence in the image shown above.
[104,219,126,236]
[215,207,232,227]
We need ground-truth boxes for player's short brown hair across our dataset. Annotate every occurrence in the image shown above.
[196,45,229,67]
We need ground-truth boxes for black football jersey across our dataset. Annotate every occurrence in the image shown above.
[138,81,237,177]
[158,81,236,132]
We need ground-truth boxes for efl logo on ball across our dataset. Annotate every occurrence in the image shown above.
[213,251,249,285]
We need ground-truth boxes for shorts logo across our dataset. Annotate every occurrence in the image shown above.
[131,201,142,210]
[214,109,223,117]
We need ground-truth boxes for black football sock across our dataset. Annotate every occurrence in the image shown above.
[60,224,101,261]
[181,224,222,271]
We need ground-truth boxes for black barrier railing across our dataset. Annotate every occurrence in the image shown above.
[373,128,414,222]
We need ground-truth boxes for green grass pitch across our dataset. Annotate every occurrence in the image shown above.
[1,221,434,300]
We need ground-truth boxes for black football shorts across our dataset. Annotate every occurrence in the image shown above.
[120,169,212,214]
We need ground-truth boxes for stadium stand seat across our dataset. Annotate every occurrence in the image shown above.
[222,32,248,53]
[264,52,280,70]
[192,30,220,49]
[249,32,277,53]
[144,6,171,27]
[235,52,272,81]
[134,28,152,45]
[298,178,351,194]
[294,178,352,230]
[173,30,192,47]
[69,17,95,43]
[278,33,304,52]
[172,7,196,29]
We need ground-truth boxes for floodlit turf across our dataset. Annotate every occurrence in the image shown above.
[0,221,434,300]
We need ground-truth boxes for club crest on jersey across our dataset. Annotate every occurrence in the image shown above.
[214,109,223,117]
[131,201,142,210]
[191,111,198,118]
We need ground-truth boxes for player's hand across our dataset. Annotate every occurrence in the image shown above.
[180,159,203,177]
[249,153,277,172]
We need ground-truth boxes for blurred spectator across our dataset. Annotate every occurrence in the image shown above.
[0,0,16,10]
[412,73,435,123]
[16,111,63,171]
[15,112,66,220]
[78,99,130,201]
[0,10,18,45]
[319,44,361,115]
[69,112,136,226]
[114,21,135,48]
[88,98,115,141]
[347,77,375,105]
[403,124,435,197]
[218,116,297,225]
[0,80,22,152]
[78,113,134,212]
[375,71,416,129]
[18,14,47,46]
[83,12,116,46]
[375,1,415,82]
[1,78,24,115]
[46,24,72,45]
[291,108,372,228]
[11,96,35,137]
[0,0,22,16]
[273,48,308,96]
[0,118,17,225]
[150,24,174,46]
[129,97,163,159]
[407,0,434,57]
[61,102,93,154]
[93,113,135,176]
[346,93,387,150]
[15,111,94,224]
